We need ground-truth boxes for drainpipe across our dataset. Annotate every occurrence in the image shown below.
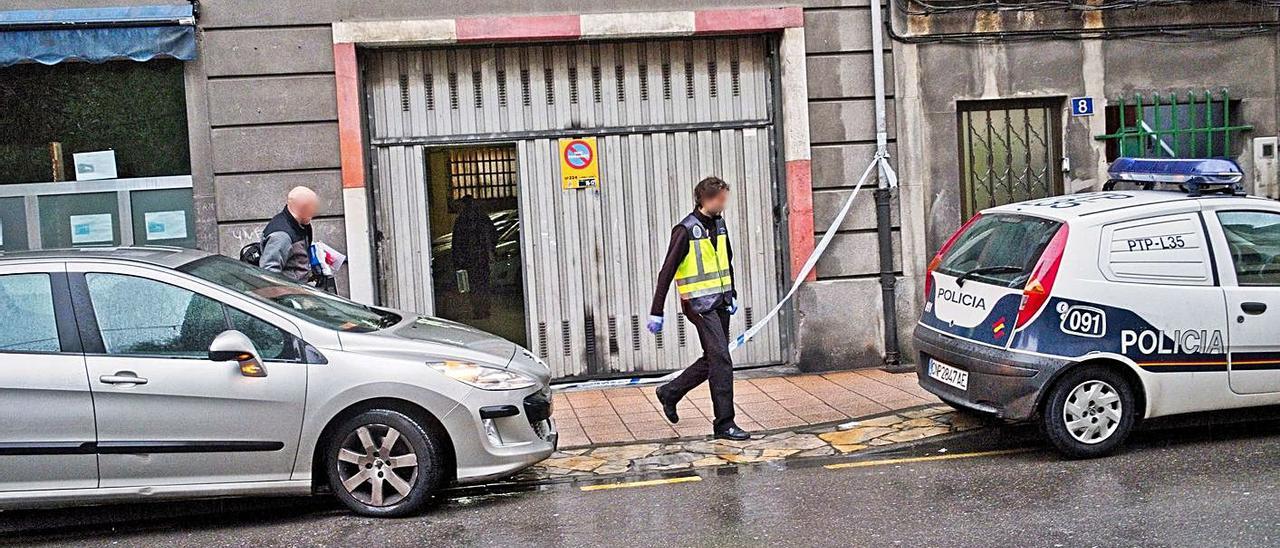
[870,0,902,367]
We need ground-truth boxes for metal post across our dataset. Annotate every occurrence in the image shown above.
[871,0,902,368]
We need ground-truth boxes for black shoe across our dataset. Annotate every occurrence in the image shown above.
[713,426,751,441]
[655,385,679,424]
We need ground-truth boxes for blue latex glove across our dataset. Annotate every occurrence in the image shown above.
[727,297,739,315]
[646,315,664,334]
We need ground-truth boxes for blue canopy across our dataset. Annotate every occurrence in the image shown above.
[0,5,195,67]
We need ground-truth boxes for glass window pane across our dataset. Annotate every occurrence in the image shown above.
[38,192,119,248]
[0,60,189,185]
[0,274,60,353]
[226,307,298,362]
[0,197,29,252]
[131,188,196,248]
[936,214,1063,289]
[179,256,400,333]
[86,273,227,357]
[1217,211,1280,286]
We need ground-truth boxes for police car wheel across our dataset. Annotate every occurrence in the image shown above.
[1041,365,1136,459]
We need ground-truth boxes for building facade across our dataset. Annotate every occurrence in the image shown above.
[2,0,1277,380]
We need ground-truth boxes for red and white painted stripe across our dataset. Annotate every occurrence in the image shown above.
[332,7,814,301]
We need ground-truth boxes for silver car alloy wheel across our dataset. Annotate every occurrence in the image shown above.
[336,424,420,507]
[1062,380,1122,445]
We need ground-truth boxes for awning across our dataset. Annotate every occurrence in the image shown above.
[0,5,196,67]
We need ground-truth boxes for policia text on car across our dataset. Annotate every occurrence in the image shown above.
[647,177,751,441]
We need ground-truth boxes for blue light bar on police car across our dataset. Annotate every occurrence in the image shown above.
[1108,157,1244,186]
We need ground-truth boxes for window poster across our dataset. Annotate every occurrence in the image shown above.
[69,214,113,245]
[144,210,188,241]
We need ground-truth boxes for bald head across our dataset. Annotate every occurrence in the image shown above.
[286,186,319,225]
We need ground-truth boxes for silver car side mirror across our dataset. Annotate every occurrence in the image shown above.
[209,330,266,378]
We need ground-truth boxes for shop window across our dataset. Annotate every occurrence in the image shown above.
[0,60,195,251]
[1098,91,1252,161]
[957,98,1065,218]
[0,60,189,185]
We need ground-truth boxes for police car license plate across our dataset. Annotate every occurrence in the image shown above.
[928,359,968,391]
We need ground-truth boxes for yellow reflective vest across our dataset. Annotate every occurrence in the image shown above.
[673,214,733,312]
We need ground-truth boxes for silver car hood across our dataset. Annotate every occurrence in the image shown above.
[338,313,529,372]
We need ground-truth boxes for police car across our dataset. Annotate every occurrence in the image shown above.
[915,158,1280,458]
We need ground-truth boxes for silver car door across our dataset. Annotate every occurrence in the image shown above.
[1206,208,1280,394]
[0,262,97,492]
[70,261,307,488]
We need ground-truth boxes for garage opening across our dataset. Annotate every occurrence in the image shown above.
[426,145,527,347]
[365,36,787,380]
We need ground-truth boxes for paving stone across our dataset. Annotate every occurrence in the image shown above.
[880,426,951,443]
[899,418,944,429]
[589,443,661,462]
[949,413,987,430]
[796,446,837,458]
[761,448,800,459]
[692,456,728,467]
[681,440,741,455]
[714,438,759,449]
[719,453,767,464]
[819,427,895,445]
[593,463,632,475]
[856,415,906,428]
[556,448,589,456]
[541,466,577,476]
[653,462,692,471]
[632,452,702,468]
[833,444,868,453]
[540,455,608,472]
[746,434,827,451]
[901,406,950,419]
[868,438,895,446]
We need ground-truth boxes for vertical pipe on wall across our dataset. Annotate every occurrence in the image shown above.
[871,0,901,366]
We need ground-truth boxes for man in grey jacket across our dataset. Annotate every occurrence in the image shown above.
[260,186,319,282]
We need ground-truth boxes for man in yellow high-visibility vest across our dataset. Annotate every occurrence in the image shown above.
[646,176,749,441]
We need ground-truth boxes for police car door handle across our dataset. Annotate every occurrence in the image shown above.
[1241,302,1268,315]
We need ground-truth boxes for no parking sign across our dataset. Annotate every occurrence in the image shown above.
[559,137,600,189]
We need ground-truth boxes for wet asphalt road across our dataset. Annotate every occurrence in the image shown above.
[6,412,1280,547]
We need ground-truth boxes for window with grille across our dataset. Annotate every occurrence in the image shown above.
[958,98,1064,218]
[447,147,517,205]
[1097,90,1252,162]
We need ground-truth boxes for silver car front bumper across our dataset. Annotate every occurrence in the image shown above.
[444,385,558,484]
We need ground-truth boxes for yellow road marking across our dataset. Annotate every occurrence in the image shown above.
[580,475,702,492]
[823,448,1034,470]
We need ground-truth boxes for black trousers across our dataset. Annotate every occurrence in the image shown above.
[660,306,735,432]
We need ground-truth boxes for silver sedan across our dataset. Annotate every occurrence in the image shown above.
[0,248,556,517]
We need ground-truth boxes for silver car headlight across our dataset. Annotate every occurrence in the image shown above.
[428,360,537,391]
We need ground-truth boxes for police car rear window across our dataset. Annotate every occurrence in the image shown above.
[936,214,1062,289]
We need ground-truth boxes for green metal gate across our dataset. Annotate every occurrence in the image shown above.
[1095,89,1253,160]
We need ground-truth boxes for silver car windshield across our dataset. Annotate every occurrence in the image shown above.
[179,256,400,333]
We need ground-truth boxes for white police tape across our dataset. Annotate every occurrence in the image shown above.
[553,154,897,392]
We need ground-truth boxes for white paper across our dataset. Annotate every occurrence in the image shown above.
[69,214,113,244]
[312,241,347,276]
[72,150,118,181]
[144,210,188,241]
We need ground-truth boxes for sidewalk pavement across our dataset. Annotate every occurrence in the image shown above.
[552,369,938,448]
